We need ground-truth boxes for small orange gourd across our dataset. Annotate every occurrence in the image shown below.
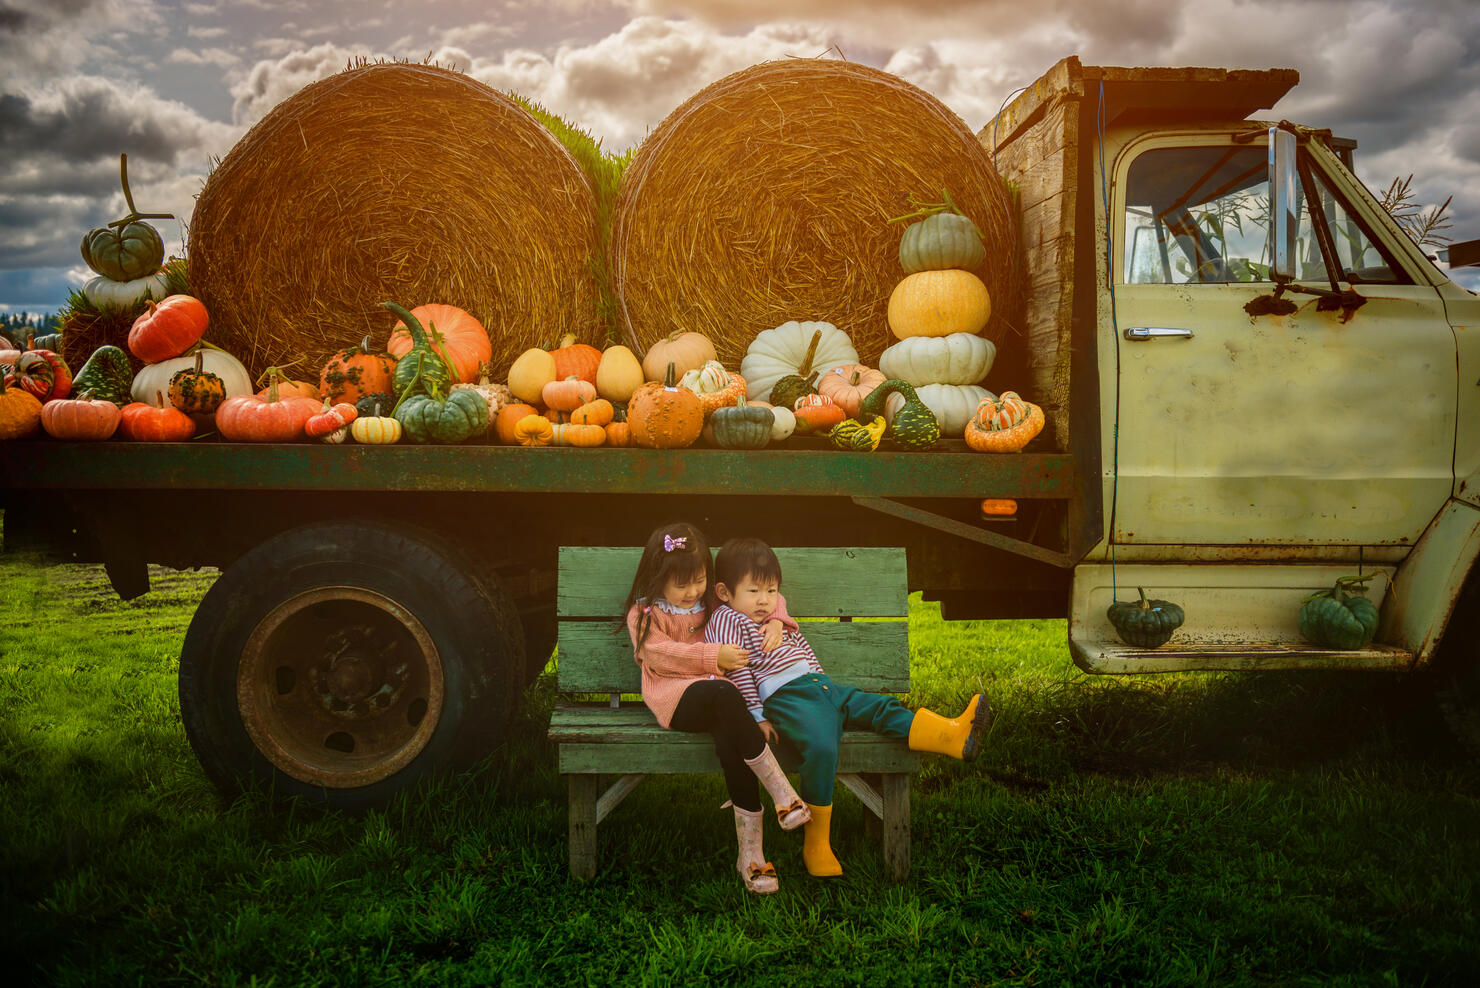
[551,422,606,447]
[513,413,555,447]
[571,398,615,427]
[542,376,599,412]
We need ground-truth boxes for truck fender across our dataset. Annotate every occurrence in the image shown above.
[1384,498,1480,665]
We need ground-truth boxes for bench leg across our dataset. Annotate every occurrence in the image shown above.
[569,774,599,880]
[882,773,910,882]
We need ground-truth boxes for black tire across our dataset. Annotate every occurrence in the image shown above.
[1429,569,1480,758]
[178,520,522,810]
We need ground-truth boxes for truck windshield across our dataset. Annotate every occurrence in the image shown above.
[1123,145,1408,286]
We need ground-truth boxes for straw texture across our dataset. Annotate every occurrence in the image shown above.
[613,58,1021,369]
[187,61,601,382]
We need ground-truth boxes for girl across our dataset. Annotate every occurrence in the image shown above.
[624,521,811,895]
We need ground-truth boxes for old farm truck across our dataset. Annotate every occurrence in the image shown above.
[3,58,1477,807]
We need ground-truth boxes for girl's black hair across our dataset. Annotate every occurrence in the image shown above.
[713,537,782,593]
[623,521,713,654]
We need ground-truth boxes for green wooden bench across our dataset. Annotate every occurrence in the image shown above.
[547,545,921,881]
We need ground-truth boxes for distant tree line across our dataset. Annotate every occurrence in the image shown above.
[1,312,62,346]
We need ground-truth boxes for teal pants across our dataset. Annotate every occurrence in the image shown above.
[763,672,915,806]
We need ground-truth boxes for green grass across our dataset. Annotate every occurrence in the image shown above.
[2,553,1477,986]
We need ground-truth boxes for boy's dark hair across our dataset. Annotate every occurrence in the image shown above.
[623,522,713,651]
[714,537,782,592]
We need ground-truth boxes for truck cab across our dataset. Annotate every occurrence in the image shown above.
[986,57,1479,675]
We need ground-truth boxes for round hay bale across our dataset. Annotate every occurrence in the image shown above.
[613,59,1021,370]
[188,61,600,383]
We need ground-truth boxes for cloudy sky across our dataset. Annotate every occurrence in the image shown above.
[2,0,1476,313]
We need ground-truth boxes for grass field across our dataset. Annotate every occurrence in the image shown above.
[1,551,1477,986]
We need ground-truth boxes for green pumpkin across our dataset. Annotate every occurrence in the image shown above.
[860,378,940,450]
[709,396,772,449]
[394,385,488,444]
[1299,575,1380,649]
[81,223,165,282]
[384,301,450,397]
[1106,588,1185,648]
[72,345,135,406]
[899,211,987,274]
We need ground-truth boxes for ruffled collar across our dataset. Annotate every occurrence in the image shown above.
[639,596,706,616]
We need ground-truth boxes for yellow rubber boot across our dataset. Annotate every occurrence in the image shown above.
[907,693,992,762]
[802,803,843,877]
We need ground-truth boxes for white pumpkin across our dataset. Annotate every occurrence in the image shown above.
[879,333,996,387]
[739,320,860,404]
[745,400,796,442]
[83,270,172,310]
[131,345,253,404]
[886,383,993,436]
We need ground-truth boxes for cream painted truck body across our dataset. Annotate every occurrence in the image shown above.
[986,57,1479,675]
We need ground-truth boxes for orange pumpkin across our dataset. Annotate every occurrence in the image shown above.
[320,336,396,404]
[816,364,886,418]
[494,402,539,444]
[640,330,717,383]
[120,390,195,442]
[627,362,703,449]
[127,294,208,364]
[218,371,321,442]
[542,376,599,412]
[604,419,632,447]
[964,397,1045,453]
[571,398,615,427]
[0,372,44,440]
[40,392,121,441]
[388,303,492,384]
[256,374,320,400]
[550,334,602,384]
[551,422,606,447]
[792,394,847,433]
[513,413,555,447]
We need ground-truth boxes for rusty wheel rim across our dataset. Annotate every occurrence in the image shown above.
[237,587,444,788]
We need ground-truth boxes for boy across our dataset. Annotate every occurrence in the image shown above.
[705,537,991,877]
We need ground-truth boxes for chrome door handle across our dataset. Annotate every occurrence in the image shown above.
[1124,326,1195,341]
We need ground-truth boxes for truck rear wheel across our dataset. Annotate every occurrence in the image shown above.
[179,520,523,809]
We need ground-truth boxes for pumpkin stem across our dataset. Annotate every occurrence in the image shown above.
[796,330,822,378]
[106,153,175,228]
[1136,587,1151,610]
[663,361,678,389]
[154,389,168,410]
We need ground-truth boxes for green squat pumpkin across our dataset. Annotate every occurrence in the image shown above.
[71,345,135,406]
[1106,588,1185,648]
[860,378,940,450]
[893,189,987,274]
[709,396,773,449]
[1299,574,1380,650]
[384,301,450,398]
[80,153,173,282]
[394,381,488,444]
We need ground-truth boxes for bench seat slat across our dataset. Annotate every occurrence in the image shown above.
[556,621,910,693]
[557,546,909,618]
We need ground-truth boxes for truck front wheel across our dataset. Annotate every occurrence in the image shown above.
[179,521,523,809]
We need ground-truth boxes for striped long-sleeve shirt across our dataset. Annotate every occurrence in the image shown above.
[706,602,823,720]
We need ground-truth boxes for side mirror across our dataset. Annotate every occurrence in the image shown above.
[1269,128,1299,282]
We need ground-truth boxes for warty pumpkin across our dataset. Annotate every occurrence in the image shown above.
[387,302,491,384]
[320,336,396,404]
[627,362,703,449]
[449,363,510,435]
[131,345,251,405]
[127,294,209,364]
[120,390,195,442]
[887,269,992,339]
[40,391,121,441]
[168,347,225,415]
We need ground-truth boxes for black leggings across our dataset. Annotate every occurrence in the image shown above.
[669,679,766,812]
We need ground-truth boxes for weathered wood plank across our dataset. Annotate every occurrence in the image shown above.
[557,546,908,618]
[556,736,920,775]
[838,773,883,819]
[882,773,911,882]
[569,774,598,879]
[594,773,647,826]
[556,621,910,693]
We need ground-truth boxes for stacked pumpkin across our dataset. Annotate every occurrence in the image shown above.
[78,154,175,311]
[880,198,997,437]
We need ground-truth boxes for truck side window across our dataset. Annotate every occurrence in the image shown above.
[1123,146,1409,286]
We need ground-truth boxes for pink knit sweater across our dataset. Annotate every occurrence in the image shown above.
[626,596,794,728]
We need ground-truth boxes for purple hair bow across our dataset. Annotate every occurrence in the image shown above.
[663,535,687,552]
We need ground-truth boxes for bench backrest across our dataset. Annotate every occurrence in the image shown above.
[556,546,910,694]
